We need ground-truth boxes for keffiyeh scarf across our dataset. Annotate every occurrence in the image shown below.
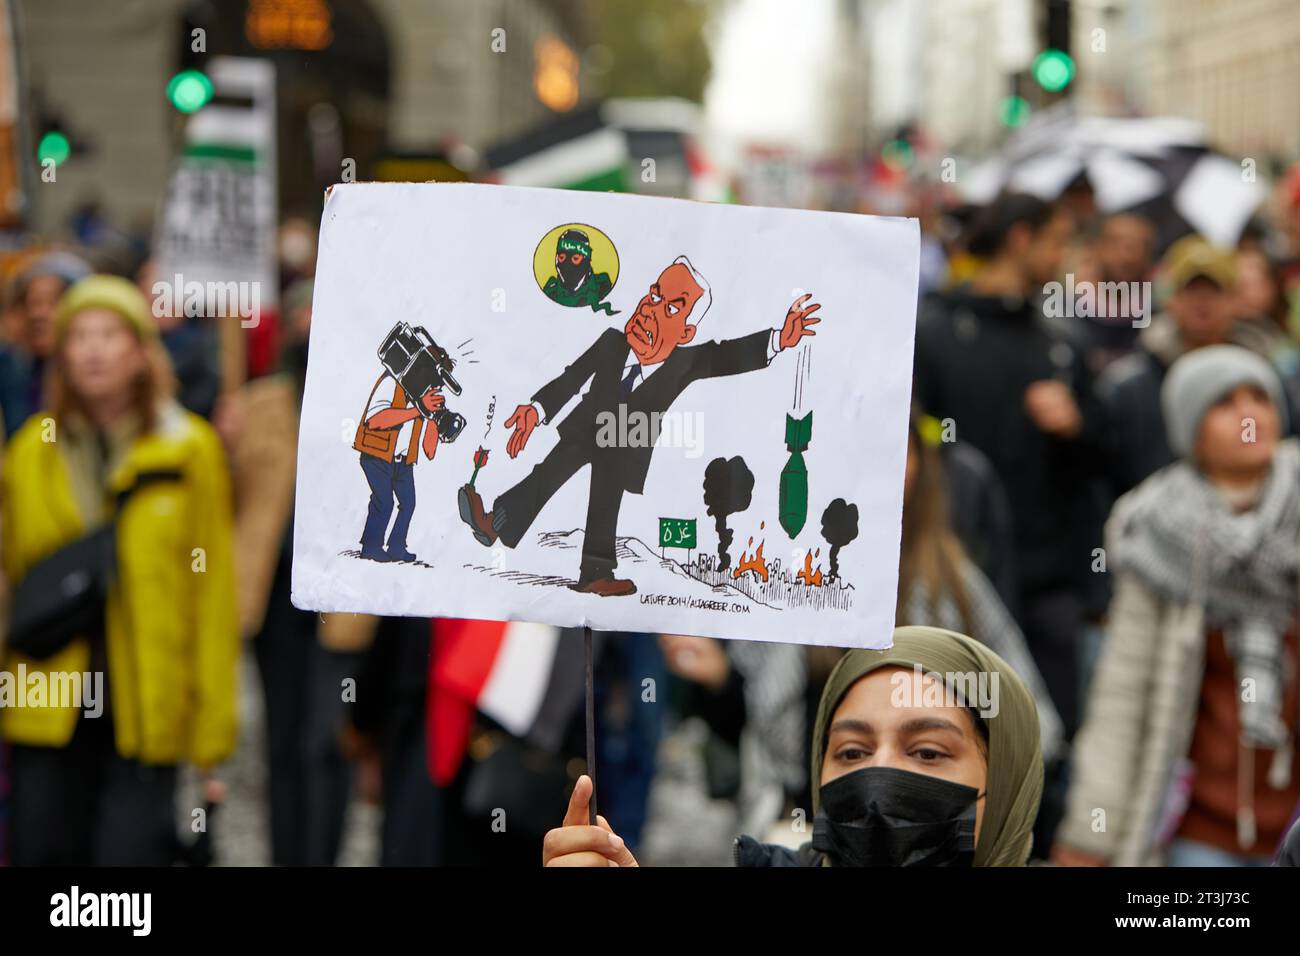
[1110,438,1300,752]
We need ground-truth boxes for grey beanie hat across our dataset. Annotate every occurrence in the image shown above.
[1161,344,1289,457]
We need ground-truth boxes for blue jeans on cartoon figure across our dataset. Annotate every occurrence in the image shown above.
[359,455,417,561]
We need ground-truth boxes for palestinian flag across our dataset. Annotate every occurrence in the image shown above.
[426,619,590,786]
[483,104,627,192]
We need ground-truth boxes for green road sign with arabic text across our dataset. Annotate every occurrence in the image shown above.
[659,517,696,550]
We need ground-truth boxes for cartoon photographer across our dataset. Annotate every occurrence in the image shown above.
[354,322,465,562]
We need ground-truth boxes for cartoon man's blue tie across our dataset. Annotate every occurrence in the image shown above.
[620,364,641,398]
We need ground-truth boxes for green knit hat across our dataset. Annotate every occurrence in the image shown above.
[54,275,158,343]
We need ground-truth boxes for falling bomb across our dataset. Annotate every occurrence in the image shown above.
[779,411,812,538]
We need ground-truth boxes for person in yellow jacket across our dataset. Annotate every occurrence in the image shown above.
[1,275,238,865]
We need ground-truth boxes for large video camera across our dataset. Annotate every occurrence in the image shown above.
[377,322,466,443]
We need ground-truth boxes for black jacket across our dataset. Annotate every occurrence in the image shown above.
[532,326,771,494]
[941,440,1018,611]
[1094,347,1174,498]
[914,290,1108,599]
[733,833,825,867]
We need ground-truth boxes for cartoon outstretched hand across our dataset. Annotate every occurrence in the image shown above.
[504,403,539,459]
[779,292,822,351]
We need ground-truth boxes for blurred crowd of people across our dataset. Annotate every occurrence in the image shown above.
[908,167,1300,867]
[5,157,1300,868]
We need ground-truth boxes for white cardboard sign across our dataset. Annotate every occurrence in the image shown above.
[292,182,918,648]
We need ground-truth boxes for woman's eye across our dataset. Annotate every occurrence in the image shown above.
[912,748,947,763]
[837,747,869,761]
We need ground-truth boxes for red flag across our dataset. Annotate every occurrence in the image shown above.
[426,619,507,785]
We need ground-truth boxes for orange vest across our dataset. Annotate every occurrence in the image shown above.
[353,375,423,463]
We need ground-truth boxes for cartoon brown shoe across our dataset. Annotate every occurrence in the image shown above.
[570,577,638,597]
[458,484,499,547]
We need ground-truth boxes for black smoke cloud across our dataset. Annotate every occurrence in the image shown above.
[703,456,754,572]
[820,498,859,581]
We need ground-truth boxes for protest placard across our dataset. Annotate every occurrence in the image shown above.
[293,182,918,649]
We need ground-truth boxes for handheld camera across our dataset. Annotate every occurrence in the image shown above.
[377,321,466,443]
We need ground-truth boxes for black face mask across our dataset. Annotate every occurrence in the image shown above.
[557,255,591,292]
[811,766,981,867]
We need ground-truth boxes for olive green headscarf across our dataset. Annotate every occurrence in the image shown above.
[811,626,1044,867]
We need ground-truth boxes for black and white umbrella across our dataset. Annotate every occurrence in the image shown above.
[962,111,1266,252]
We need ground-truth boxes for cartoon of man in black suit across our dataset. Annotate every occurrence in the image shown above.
[459,256,822,596]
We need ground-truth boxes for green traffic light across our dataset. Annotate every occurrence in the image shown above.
[999,95,1031,128]
[37,130,71,166]
[167,69,214,113]
[1032,49,1075,92]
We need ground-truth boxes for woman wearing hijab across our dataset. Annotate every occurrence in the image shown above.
[543,626,1044,867]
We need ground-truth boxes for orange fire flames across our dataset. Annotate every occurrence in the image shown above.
[733,535,769,582]
[796,549,824,587]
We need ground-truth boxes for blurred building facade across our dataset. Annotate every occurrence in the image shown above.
[14,0,587,235]
[919,0,1037,154]
[862,0,1300,167]
[864,0,1040,155]
[1073,0,1300,161]
[376,0,587,155]
[826,0,870,156]
[18,0,189,237]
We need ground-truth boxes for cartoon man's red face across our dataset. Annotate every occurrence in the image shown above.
[624,262,703,365]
